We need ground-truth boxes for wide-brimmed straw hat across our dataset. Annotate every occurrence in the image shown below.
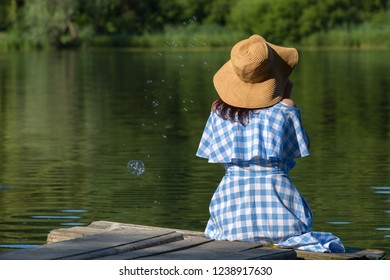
[213,35,298,109]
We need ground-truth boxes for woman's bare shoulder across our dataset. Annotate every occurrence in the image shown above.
[281,98,296,107]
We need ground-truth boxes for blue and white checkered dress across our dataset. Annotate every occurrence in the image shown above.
[196,102,345,253]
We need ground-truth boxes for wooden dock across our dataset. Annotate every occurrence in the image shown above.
[0,221,385,260]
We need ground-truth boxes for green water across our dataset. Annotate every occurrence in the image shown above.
[0,49,389,255]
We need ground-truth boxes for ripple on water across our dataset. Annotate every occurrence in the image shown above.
[326,221,353,225]
[31,215,81,219]
[59,222,86,226]
[0,185,15,190]
[370,186,390,195]
[57,209,88,213]
[0,244,40,249]
[375,228,390,231]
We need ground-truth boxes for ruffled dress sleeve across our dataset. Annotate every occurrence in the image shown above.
[196,102,310,163]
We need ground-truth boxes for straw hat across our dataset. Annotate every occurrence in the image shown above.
[213,35,298,109]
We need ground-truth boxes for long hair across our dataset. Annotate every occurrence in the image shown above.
[212,99,252,126]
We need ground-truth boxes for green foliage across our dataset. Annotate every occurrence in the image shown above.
[90,24,247,49]
[226,0,310,43]
[301,9,390,47]
[227,0,389,45]
[4,0,80,49]
[0,0,389,50]
[0,0,10,30]
[203,0,234,25]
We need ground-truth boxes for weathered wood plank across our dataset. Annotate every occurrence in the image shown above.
[88,221,206,237]
[98,236,214,260]
[98,235,296,260]
[61,232,183,260]
[47,221,133,244]
[102,222,383,260]
[47,226,107,243]
[46,221,205,244]
[296,247,386,260]
[4,221,385,260]
[0,229,182,260]
[139,238,296,260]
[242,247,298,260]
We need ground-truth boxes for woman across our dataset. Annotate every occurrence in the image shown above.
[196,35,344,252]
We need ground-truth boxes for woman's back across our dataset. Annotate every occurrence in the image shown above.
[197,102,310,163]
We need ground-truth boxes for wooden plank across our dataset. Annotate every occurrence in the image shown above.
[47,226,107,243]
[98,234,296,260]
[243,247,297,260]
[102,222,384,260]
[19,221,387,260]
[296,247,386,260]
[90,222,386,260]
[98,236,214,260]
[61,232,183,260]
[138,238,296,260]
[46,222,130,244]
[88,221,206,237]
[87,221,124,231]
[0,229,182,260]
[46,221,205,244]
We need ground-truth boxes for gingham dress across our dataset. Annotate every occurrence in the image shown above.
[196,102,345,252]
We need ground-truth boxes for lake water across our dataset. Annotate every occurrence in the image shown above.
[0,47,389,256]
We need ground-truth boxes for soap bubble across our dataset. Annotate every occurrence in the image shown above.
[127,160,145,176]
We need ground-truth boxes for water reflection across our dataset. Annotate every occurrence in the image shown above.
[0,245,40,249]
[0,49,389,256]
[371,186,390,195]
[58,209,88,213]
[31,216,82,219]
[326,222,353,225]
[59,223,86,226]
[0,185,15,190]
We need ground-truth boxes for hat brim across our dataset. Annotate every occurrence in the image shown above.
[213,41,298,109]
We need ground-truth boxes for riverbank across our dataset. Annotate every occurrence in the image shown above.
[1,23,390,52]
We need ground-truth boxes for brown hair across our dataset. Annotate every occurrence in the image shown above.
[212,99,252,126]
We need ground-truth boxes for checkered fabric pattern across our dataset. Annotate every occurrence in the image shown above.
[196,102,345,253]
[196,102,310,163]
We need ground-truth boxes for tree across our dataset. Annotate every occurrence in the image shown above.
[6,0,79,48]
[226,0,390,44]
[227,0,305,44]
